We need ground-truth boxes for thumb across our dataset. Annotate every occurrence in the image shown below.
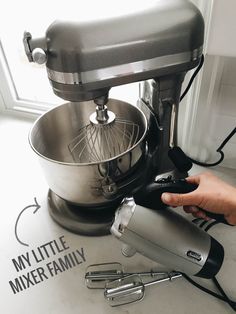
[161,192,198,207]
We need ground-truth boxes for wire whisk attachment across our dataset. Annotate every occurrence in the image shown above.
[68,105,140,163]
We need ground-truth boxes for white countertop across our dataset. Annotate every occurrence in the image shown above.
[1,113,236,314]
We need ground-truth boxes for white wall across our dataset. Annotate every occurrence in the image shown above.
[178,0,236,169]
[0,91,5,112]
[209,57,236,168]
[207,0,236,57]
[179,54,236,169]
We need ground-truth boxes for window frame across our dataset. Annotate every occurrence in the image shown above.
[0,40,52,117]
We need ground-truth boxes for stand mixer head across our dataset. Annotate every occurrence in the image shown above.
[24,0,225,279]
[23,0,204,103]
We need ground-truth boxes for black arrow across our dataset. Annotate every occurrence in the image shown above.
[14,197,41,247]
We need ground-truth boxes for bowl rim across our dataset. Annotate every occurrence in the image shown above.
[28,98,148,166]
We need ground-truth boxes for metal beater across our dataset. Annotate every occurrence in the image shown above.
[104,272,182,307]
[84,262,182,307]
[85,262,167,289]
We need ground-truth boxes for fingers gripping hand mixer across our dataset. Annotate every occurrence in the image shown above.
[24,0,224,277]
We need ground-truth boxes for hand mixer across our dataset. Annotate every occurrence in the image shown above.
[24,0,225,279]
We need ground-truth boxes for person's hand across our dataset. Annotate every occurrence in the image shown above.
[161,172,236,225]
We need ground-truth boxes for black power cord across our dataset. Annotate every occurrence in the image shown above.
[180,54,205,102]
[185,220,236,311]
[188,127,236,167]
[182,273,236,311]
[180,55,236,167]
[213,276,236,312]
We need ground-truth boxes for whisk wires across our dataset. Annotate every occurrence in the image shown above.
[68,117,140,163]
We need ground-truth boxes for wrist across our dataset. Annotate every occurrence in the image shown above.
[224,186,236,225]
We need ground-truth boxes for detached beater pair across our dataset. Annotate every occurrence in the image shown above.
[84,262,182,307]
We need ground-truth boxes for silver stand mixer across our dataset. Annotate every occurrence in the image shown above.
[24,0,225,278]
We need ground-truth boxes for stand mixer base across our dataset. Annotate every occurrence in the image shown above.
[48,190,116,236]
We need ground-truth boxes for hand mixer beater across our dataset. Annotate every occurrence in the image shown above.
[68,96,140,163]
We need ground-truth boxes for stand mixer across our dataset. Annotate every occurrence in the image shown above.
[24,0,225,278]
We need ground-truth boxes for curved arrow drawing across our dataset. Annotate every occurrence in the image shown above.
[14,197,41,247]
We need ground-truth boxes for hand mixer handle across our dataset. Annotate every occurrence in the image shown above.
[134,178,230,225]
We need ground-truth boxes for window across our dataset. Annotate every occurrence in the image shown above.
[0,0,159,115]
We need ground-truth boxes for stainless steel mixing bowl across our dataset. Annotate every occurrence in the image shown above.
[29,99,147,205]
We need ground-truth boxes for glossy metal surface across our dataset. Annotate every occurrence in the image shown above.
[68,109,140,164]
[45,1,204,73]
[47,49,202,85]
[85,262,167,289]
[48,190,116,236]
[104,272,182,307]
[29,99,147,205]
[111,200,211,275]
[25,0,204,101]
[139,74,186,175]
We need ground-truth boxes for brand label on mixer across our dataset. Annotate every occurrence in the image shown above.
[8,235,86,295]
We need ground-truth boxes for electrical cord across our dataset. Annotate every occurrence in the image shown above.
[180,55,205,102]
[213,277,236,312]
[183,220,236,311]
[189,151,225,168]
[181,273,232,302]
[180,55,236,168]
[205,221,236,311]
[182,273,236,311]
